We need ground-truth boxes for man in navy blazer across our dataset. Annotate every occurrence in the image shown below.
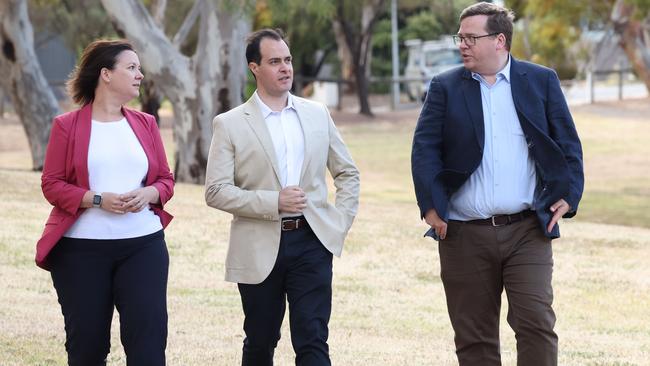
[411,3,583,365]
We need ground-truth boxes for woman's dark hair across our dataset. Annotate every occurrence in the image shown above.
[66,39,135,105]
[245,28,287,65]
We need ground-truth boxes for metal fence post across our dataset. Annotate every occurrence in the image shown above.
[587,70,594,104]
[618,67,624,101]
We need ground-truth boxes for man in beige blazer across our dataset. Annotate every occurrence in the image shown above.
[205,28,360,366]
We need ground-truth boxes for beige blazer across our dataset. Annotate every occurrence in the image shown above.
[205,95,360,284]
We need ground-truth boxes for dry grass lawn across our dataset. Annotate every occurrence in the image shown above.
[0,98,649,365]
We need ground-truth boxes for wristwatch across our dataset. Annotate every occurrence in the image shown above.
[92,193,102,208]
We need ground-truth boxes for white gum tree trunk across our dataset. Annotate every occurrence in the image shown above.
[101,0,250,183]
[612,0,650,92]
[0,0,60,171]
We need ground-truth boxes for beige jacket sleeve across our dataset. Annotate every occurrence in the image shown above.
[325,105,360,232]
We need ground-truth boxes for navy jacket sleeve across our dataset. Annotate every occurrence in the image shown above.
[545,70,584,217]
[411,77,449,220]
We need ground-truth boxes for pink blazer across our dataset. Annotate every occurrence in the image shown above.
[36,104,174,270]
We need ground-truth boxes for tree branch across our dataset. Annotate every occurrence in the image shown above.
[172,0,203,49]
[100,0,193,96]
[151,0,167,26]
[312,45,335,77]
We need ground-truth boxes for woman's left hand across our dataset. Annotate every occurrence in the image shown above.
[119,186,160,213]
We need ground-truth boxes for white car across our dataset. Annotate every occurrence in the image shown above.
[404,38,463,101]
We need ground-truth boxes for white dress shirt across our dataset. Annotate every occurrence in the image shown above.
[448,56,537,220]
[254,91,305,188]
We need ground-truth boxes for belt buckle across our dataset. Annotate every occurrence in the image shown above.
[281,219,295,231]
[491,215,508,227]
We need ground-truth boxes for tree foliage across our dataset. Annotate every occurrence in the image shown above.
[507,0,615,79]
[29,0,116,54]
[612,0,650,91]
[627,0,650,17]
[262,0,336,80]
[99,0,250,183]
[371,0,472,84]
[263,0,387,115]
[400,10,443,42]
[1,0,60,170]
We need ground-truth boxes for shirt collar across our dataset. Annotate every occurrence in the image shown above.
[471,54,511,84]
[253,91,295,118]
[499,54,512,82]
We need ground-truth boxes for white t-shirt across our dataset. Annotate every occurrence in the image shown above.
[64,118,163,239]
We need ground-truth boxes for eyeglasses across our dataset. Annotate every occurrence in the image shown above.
[452,33,500,46]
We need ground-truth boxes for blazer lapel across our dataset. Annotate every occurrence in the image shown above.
[293,99,311,185]
[73,103,92,189]
[243,97,283,185]
[461,70,485,150]
[509,57,531,120]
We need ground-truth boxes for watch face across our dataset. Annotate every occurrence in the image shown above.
[93,195,102,206]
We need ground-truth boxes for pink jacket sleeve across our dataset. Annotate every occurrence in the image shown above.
[41,117,86,216]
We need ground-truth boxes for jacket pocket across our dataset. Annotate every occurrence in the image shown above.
[45,214,65,226]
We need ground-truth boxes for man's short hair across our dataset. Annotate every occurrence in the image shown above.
[245,28,287,65]
[460,2,515,51]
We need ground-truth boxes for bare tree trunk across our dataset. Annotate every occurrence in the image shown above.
[333,0,385,116]
[101,0,250,183]
[612,0,650,92]
[356,1,382,116]
[139,0,166,124]
[332,20,355,92]
[353,60,372,116]
[151,0,167,25]
[0,87,5,117]
[0,0,60,171]
[139,78,161,124]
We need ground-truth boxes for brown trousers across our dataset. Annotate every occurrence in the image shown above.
[439,215,557,366]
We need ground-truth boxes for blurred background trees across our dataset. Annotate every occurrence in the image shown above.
[506,0,616,79]
[1,0,648,178]
[0,0,60,171]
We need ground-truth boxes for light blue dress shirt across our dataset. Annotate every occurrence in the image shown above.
[448,56,537,221]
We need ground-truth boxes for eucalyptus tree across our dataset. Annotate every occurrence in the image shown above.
[611,0,650,91]
[100,0,252,183]
[0,0,60,170]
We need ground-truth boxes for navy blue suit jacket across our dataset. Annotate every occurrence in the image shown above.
[411,57,584,238]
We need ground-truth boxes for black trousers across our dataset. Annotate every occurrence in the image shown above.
[238,224,333,366]
[49,230,168,366]
[439,215,557,366]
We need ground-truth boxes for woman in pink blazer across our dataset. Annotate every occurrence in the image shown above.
[37,39,174,365]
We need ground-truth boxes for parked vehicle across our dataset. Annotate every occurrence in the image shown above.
[404,37,462,101]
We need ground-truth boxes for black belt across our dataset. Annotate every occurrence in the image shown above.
[458,210,535,227]
[281,216,309,231]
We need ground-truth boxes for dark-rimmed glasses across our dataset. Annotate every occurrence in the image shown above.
[452,33,500,46]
